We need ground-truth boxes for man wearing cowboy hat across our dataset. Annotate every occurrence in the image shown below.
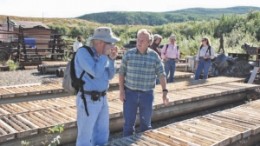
[74,27,120,146]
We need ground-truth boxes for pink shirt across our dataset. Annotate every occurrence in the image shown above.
[161,44,180,59]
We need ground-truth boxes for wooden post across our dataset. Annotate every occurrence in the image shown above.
[248,67,260,84]
[7,17,10,32]
[19,26,27,61]
[51,35,56,60]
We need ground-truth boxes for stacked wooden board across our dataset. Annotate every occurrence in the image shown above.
[0,77,259,145]
[0,71,193,100]
[108,99,260,146]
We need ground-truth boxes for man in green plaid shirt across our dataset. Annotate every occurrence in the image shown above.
[119,29,169,137]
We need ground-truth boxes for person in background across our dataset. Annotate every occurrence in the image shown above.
[150,34,163,84]
[150,34,163,56]
[119,29,169,137]
[194,37,215,80]
[161,35,180,83]
[75,27,119,146]
[73,36,83,54]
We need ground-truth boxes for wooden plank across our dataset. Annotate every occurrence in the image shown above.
[212,113,260,134]
[0,108,10,117]
[185,119,242,143]
[158,126,217,145]
[145,130,200,146]
[198,117,252,138]
[0,119,16,134]
[173,123,230,146]
[133,134,169,146]
[207,115,258,131]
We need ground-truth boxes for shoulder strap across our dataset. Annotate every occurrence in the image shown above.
[79,71,86,80]
[83,45,94,57]
[164,44,169,54]
[77,45,94,79]
[205,46,211,56]
[177,45,179,50]
[207,46,211,56]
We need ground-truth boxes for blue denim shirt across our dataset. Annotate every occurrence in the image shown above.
[74,47,115,92]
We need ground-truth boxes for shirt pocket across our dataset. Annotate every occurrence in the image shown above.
[144,61,156,73]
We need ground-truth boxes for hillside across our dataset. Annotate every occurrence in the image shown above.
[1,10,260,57]
[78,6,260,25]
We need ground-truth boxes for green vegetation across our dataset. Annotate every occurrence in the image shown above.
[21,124,64,146]
[78,6,260,25]
[6,59,19,71]
[1,9,260,58]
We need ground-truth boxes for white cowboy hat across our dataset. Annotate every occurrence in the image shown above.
[90,27,120,43]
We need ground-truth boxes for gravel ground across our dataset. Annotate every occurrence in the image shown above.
[0,69,62,86]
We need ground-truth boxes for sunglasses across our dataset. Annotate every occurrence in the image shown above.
[201,39,207,42]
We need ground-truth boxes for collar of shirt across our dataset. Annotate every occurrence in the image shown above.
[135,48,152,55]
[168,43,177,48]
[90,47,101,60]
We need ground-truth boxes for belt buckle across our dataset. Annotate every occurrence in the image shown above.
[91,91,100,101]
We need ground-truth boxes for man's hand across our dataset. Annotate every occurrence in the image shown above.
[119,90,125,102]
[162,92,169,105]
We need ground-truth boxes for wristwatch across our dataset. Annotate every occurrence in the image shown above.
[162,89,168,93]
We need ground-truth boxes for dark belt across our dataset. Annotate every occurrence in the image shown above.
[83,90,107,101]
[168,58,177,60]
[84,90,106,96]
[199,57,211,61]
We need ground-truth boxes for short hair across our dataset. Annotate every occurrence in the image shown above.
[169,34,176,40]
[137,29,153,42]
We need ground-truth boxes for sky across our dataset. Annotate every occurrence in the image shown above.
[0,0,260,18]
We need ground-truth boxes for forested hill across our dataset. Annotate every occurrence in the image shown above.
[78,6,260,25]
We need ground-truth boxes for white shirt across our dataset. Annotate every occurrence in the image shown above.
[196,46,215,61]
[73,41,83,52]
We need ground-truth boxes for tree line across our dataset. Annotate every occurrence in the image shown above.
[49,11,260,57]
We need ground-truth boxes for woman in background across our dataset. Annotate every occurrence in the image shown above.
[150,34,162,56]
[194,37,215,80]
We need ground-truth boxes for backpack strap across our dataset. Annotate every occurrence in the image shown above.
[205,46,211,56]
[77,45,95,117]
[83,45,94,57]
[164,44,169,55]
[78,45,95,79]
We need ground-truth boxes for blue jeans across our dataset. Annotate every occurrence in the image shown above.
[76,94,109,146]
[195,59,211,80]
[164,59,176,83]
[123,88,154,137]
